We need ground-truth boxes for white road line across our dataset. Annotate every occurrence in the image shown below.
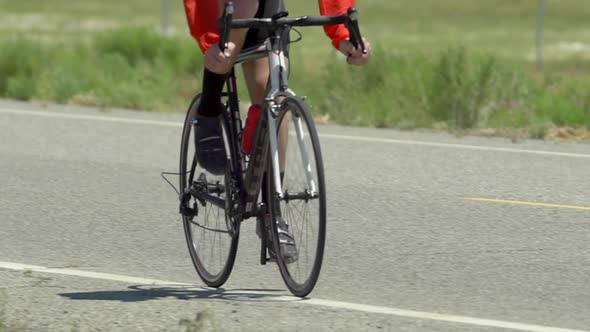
[1,107,589,159]
[1,261,186,286]
[1,261,587,332]
[319,134,590,158]
[0,108,182,127]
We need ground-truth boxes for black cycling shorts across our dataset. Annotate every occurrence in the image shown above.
[243,0,289,53]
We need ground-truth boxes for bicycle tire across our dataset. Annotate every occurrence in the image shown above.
[180,94,239,288]
[267,96,326,297]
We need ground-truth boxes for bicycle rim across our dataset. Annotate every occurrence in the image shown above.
[268,96,326,297]
[180,94,239,288]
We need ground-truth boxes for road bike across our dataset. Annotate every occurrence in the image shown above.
[177,3,366,297]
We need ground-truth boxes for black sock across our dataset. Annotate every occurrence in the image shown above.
[197,68,227,117]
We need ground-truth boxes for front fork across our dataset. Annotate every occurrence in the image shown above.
[267,103,284,200]
[266,102,317,201]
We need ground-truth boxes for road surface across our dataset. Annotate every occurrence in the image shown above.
[1,99,589,331]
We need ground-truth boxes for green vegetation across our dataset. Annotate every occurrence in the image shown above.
[0,0,588,136]
[303,45,590,131]
[0,29,201,110]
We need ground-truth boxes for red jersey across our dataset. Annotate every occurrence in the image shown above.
[184,0,355,53]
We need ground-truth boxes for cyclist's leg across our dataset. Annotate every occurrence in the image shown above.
[241,0,289,157]
[243,59,268,106]
[194,0,259,175]
[197,0,259,118]
[242,58,288,168]
[241,0,294,259]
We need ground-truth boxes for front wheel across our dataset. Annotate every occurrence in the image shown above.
[267,97,327,297]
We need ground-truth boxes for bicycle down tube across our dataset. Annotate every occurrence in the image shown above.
[241,34,295,215]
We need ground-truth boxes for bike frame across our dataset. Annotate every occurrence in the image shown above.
[189,27,317,223]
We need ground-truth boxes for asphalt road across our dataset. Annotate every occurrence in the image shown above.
[1,99,589,332]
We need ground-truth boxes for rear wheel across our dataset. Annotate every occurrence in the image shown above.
[180,94,239,288]
[267,97,326,297]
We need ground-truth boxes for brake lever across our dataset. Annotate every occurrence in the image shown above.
[346,7,367,54]
[220,2,234,52]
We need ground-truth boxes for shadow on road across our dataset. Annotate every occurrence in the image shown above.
[58,285,299,303]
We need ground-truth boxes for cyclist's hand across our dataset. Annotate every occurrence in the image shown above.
[204,42,236,74]
[338,38,371,66]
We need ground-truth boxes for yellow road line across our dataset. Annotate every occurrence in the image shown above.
[464,197,590,211]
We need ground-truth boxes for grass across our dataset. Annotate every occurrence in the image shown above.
[0,28,202,111]
[0,0,588,136]
[296,45,590,131]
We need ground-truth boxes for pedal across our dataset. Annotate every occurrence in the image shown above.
[258,214,268,265]
[260,247,268,265]
[179,192,196,218]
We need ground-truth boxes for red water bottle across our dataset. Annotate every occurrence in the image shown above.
[241,104,261,155]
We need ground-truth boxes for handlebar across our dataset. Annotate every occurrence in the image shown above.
[218,2,366,54]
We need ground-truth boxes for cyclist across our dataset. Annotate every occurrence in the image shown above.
[184,0,371,261]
